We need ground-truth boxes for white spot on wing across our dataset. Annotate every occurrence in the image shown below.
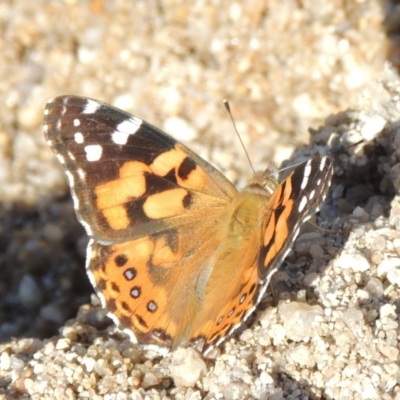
[112,131,129,145]
[309,189,316,200]
[118,117,142,133]
[298,195,308,212]
[65,170,75,188]
[85,144,103,161]
[77,168,85,179]
[56,154,66,165]
[292,226,300,242]
[73,119,81,127]
[83,99,101,114]
[61,103,67,115]
[125,270,136,280]
[319,156,327,171]
[68,188,93,237]
[76,215,93,237]
[74,132,84,144]
[301,161,312,189]
[112,117,143,145]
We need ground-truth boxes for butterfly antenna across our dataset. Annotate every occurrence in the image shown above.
[223,100,255,174]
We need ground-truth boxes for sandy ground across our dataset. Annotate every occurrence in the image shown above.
[1,1,399,399]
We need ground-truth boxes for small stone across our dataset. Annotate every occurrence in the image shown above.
[365,309,379,323]
[377,258,400,277]
[223,381,251,400]
[342,363,358,377]
[169,348,207,387]
[377,343,399,360]
[0,351,11,370]
[370,252,383,265]
[257,333,271,347]
[239,329,253,343]
[360,114,386,141]
[55,338,71,350]
[40,304,66,325]
[289,344,312,367]
[142,372,161,389]
[361,384,380,399]
[269,324,286,346]
[380,304,396,319]
[352,206,369,222]
[303,272,320,288]
[18,275,43,310]
[356,289,370,300]
[82,357,96,373]
[366,277,383,297]
[10,355,25,370]
[390,163,400,192]
[310,243,324,258]
[259,371,274,385]
[278,302,323,342]
[294,232,322,255]
[393,238,400,256]
[343,307,364,328]
[371,236,386,252]
[384,363,400,375]
[334,253,370,272]
[387,268,400,286]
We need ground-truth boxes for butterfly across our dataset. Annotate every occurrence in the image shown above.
[43,96,334,355]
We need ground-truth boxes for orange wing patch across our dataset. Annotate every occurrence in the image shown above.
[188,261,259,349]
[262,183,294,268]
[95,161,151,230]
[90,235,183,346]
[94,144,223,233]
[143,189,190,219]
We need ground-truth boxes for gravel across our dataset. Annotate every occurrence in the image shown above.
[1,1,399,399]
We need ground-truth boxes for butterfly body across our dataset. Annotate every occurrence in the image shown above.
[44,96,333,354]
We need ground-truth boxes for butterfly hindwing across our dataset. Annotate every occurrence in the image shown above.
[88,208,237,349]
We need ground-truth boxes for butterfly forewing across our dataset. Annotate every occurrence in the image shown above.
[44,96,236,242]
[260,157,334,282]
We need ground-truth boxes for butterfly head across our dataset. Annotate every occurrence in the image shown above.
[249,166,279,196]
